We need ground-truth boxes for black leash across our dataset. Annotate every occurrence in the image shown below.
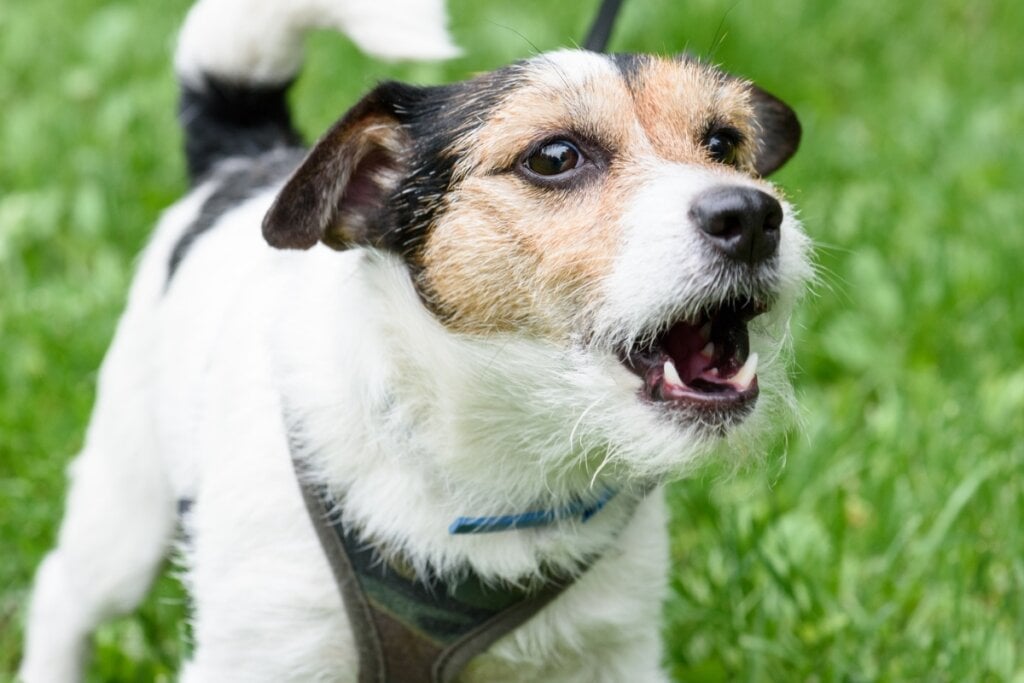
[583,0,626,52]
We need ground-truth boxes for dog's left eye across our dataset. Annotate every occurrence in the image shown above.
[704,130,741,166]
[524,140,583,177]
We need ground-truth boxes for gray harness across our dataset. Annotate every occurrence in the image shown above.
[177,452,625,682]
[291,474,580,683]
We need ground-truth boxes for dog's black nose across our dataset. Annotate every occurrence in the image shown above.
[690,186,783,265]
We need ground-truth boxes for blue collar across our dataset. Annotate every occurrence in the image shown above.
[448,488,618,534]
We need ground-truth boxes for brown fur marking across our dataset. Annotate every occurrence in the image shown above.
[419,53,766,338]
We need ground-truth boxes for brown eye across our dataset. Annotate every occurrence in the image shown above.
[525,140,582,176]
[705,130,741,166]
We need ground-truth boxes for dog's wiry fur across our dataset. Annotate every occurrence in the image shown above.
[21,1,811,681]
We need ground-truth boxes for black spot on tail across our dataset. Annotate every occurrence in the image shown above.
[179,75,303,184]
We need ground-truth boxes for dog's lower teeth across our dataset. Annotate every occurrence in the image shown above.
[663,359,684,388]
[729,352,759,391]
[700,342,715,359]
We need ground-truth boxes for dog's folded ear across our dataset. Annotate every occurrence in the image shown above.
[747,84,801,176]
[263,82,418,250]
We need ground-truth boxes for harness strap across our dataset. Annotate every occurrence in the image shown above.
[293,475,387,683]
[290,458,578,683]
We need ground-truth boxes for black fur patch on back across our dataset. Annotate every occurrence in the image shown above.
[167,148,306,286]
[180,75,304,184]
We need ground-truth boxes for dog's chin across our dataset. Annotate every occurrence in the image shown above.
[537,320,790,484]
[579,327,791,483]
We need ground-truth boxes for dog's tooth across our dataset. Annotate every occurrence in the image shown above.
[700,342,715,360]
[730,352,759,391]
[663,359,684,388]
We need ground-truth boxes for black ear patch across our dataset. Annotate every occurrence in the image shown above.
[262,83,417,251]
[748,84,801,176]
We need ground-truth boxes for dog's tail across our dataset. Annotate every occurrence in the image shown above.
[174,0,460,183]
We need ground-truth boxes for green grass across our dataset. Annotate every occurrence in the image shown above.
[2,0,1023,680]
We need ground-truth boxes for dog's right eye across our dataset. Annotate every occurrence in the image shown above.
[524,140,583,177]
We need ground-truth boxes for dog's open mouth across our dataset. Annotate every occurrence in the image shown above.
[618,299,767,416]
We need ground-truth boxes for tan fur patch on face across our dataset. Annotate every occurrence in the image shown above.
[420,167,641,337]
[626,58,758,171]
[417,51,763,338]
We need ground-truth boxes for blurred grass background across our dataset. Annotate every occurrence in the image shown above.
[2,0,1023,680]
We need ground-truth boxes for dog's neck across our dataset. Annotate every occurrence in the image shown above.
[270,249,659,583]
[285,407,646,583]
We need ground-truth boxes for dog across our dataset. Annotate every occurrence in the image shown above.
[20,0,811,680]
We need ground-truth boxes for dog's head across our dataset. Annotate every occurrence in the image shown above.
[264,51,811,482]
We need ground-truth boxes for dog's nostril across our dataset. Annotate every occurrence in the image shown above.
[690,186,783,266]
[707,212,741,238]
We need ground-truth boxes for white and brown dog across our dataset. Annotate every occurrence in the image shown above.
[20,0,811,680]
